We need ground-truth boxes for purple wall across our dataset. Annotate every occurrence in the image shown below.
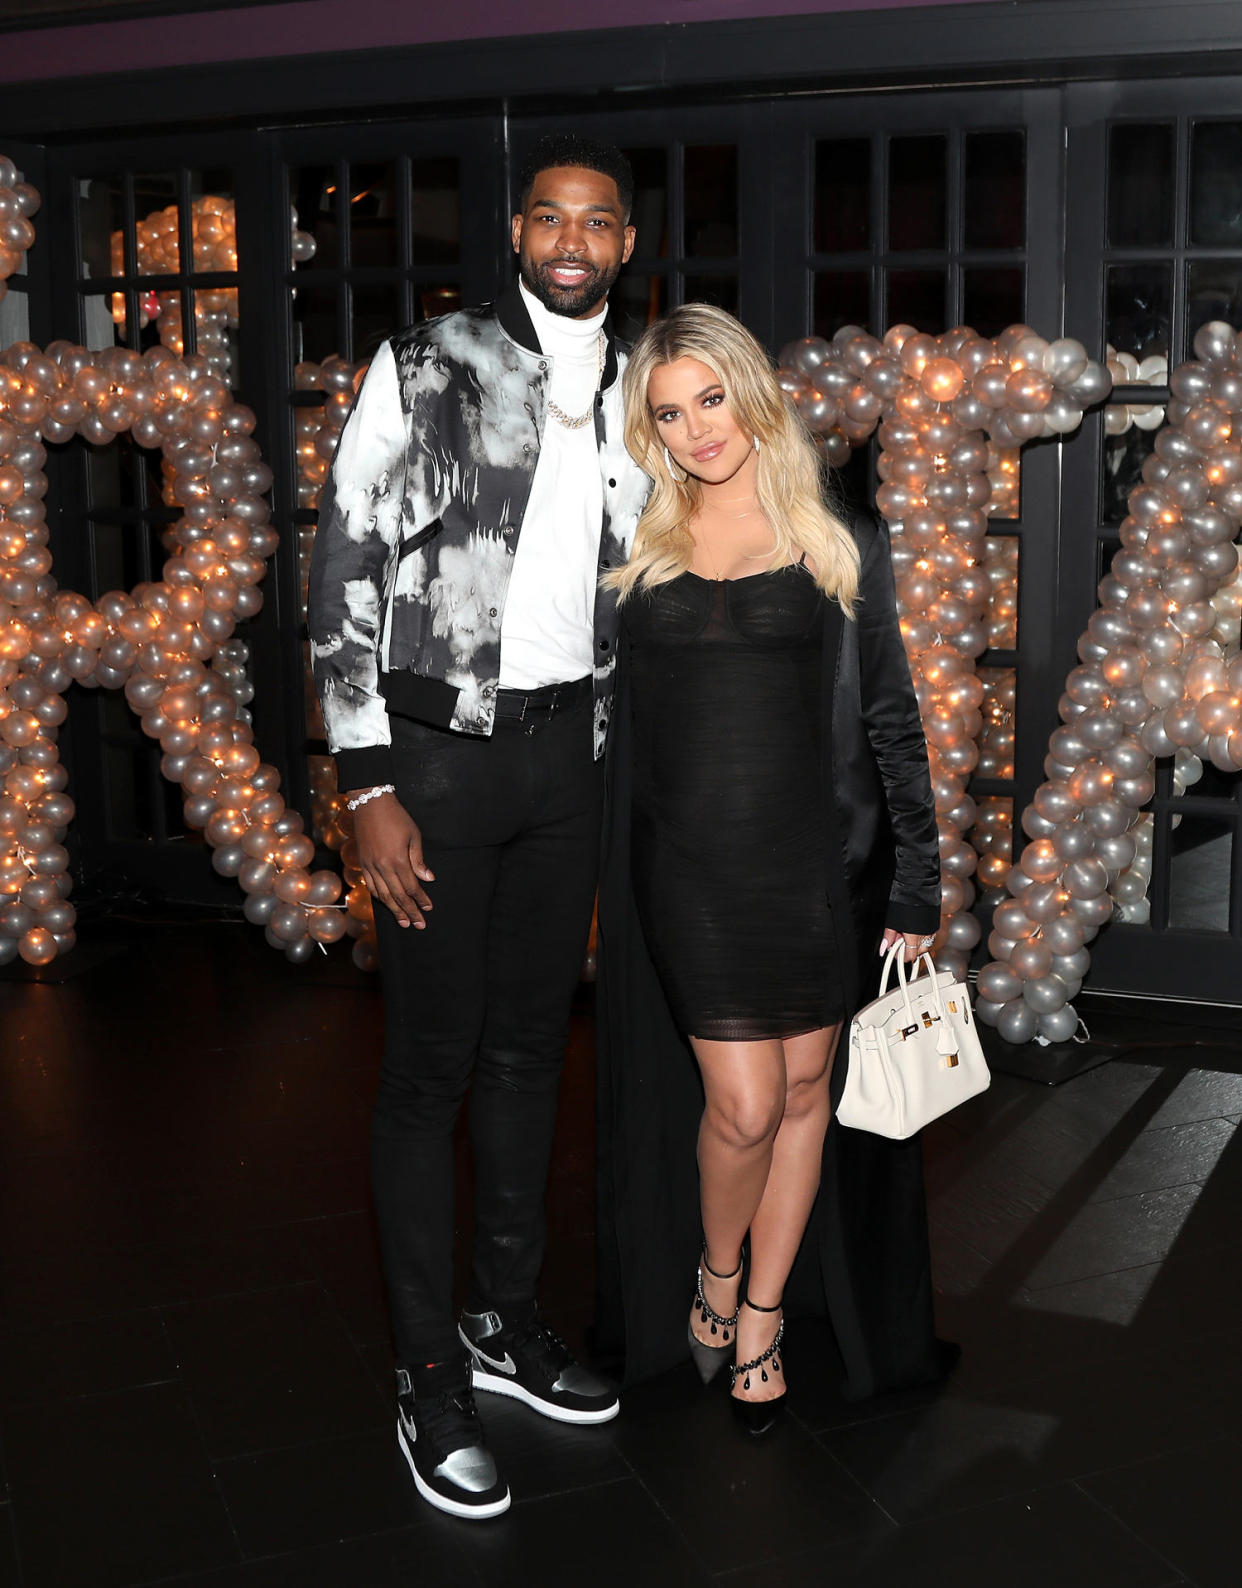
[0,0,996,84]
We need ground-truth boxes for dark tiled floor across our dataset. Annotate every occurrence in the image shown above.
[2,918,1240,1587]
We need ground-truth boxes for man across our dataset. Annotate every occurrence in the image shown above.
[307,135,648,1520]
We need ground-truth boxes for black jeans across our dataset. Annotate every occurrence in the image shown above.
[371,693,603,1365]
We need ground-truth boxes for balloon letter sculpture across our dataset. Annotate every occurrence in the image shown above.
[778,323,1113,1037]
[973,320,1242,1042]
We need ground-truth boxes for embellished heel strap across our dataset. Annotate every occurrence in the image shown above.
[695,1253,741,1343]
[730,1300,784,1392]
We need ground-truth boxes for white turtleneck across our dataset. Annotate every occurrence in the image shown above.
[499,280,607,690]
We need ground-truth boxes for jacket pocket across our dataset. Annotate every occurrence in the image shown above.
[398,517,443,559]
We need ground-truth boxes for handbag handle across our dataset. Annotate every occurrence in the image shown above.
[877,943,948,1040]
[877,941,936,998]
[880,943,960,1058]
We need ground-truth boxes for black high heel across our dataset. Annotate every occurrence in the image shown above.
[687,1250,741,1385]
[730,1298,785,1436]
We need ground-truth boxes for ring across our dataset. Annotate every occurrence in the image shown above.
[918,935,934,948]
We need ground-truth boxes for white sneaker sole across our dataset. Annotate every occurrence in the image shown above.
[463,1354,621,1425]
[396,1420,511,1520]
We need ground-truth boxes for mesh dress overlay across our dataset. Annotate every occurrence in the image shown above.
[624,561,845,1042]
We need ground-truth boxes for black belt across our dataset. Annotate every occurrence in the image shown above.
[493,673,592,727]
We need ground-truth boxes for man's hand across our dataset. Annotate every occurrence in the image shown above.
[348,791,435,929]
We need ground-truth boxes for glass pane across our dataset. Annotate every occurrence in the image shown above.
[1105,262,1171,363]
[309,754,340,847]
[682,275,738,315]
[351,283,402,362]
[187,171,236,275]
[1181,763,1240,803]
[415,284,461,323]
[290,164,339,271]
[611,273,666,341]
[133,173,179,275]
[349,161,399,269]
[1168,815,1232,931]
[971,795,1013,899]
[964,130,1026,249]
[89,518,153,592]
[411,156,461,264]
[888,135,947,251]
[983,534,1018,649]
[1187,261,1242,361]
[192,282,239,383]
[297,518,317,610]
[86,438,145,516]
[0,286,29,347]
[145,286,189,357]
[978,666,1016,780]
[813,269,871,338]
[815,138,871,254]
[623,148,669,261]
[887,269,946,334]
[82,291,125,350]
[1108,123,1175,248]
[986,442,1021,521]
[1102,423,1156,525]
[963,266,1025,339]
[292,284,343,364]
[78,174,125,280]
[684,145,738,258]
[1190,122,1242,246]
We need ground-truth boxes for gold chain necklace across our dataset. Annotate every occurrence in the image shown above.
[546,331,605,430]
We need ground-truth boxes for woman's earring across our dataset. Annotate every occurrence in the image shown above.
[663,445,682,480]
[753,434,761,452]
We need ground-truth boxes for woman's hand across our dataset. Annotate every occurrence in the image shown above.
[347,791,435,929]
[879,926,936,963]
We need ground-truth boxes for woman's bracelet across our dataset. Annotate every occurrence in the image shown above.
[345,783,396,812]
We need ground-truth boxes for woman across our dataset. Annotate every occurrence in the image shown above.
[595,305,944,1431]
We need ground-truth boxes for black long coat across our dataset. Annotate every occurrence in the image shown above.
[594,510,946,1396]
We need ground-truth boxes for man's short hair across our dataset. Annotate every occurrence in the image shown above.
[516,135,634,221]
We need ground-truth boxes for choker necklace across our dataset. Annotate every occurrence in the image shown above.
[546,331,606,430]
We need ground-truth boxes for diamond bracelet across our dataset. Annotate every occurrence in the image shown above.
[345,783,396,812]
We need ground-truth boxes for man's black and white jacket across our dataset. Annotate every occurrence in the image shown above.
[307,282,651,790]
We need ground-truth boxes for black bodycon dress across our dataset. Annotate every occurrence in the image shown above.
[623,562,845,1042]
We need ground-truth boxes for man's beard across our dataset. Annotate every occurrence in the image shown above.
[520,254,621,318]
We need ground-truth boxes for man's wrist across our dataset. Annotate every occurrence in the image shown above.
[345,783,397,812]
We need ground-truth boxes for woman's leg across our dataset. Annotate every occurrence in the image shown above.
[688,1036,787,1342]
[734,1022,842,1400]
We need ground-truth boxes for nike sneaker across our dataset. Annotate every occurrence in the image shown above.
[458,1307,620,1424]
[395,1359,511,1519]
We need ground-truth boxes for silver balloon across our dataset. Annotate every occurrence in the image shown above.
[1043,913,1087,955]
[1037,1005,1080,1042]
[996,998,1039,1044]
[1023,975,1069,1013]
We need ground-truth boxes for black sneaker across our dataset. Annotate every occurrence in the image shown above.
[459,1308,620,1425]
[395,1360,510,1520]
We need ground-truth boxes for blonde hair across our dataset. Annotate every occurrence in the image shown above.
[609,303,859,614]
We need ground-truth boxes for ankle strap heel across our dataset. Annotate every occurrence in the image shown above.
[730,1297,784,1393]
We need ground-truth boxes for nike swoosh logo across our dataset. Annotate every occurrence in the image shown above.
[471,1344,518,1376]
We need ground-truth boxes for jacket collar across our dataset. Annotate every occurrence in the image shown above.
[496,278,621,390]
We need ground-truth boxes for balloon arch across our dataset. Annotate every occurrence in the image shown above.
[3,154,1242,1042]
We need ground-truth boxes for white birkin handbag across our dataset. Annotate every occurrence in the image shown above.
[838,943,989,1140]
